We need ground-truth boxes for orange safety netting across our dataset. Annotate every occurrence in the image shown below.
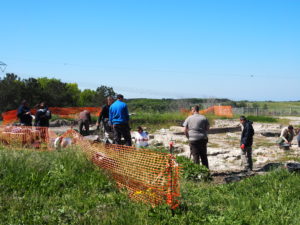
[0,125,180,209]
[181,105,233,118]
[1,107,101,124]
[60,129,180,209]
[0,125,57,150]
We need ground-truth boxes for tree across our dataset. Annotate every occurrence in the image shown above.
[94,85,116,106]
[79,89,97,106]
[0,73,117,115]
[66,83,81,106]
[0,73,23,112]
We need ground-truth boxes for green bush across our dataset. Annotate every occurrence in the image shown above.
[176,156,211,182]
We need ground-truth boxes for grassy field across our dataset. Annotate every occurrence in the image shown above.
[1,147,300,224]
[128,112,292,132]
[249,101,300,109]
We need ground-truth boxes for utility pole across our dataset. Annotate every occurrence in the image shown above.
[0,61,7,72]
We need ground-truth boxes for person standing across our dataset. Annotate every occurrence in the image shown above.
[183,105,210,169]
[78,110,92,136]
[17,100,32,126]
[34,102,51,127]
[96,96,114,133]
[109,94,132,146]
[240,115,255,171]
[34,102,52,141]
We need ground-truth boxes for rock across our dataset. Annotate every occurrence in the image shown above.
[173,143,185,154]
[261,131,280,137]
[224,175,242,183]
[50,119,77,127]
[83,135,99,142]
[286,162,300,173]
[169,126,184,133]
[207,149,230,156]
[256,162,283,172]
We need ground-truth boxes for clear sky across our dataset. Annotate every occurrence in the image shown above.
[1,0,299,101]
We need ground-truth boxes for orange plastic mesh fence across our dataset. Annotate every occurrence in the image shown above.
[181,105,233,118]
[1,107,101,124]
[0,126,180,209]
[0,125,57,150]
[60,129,180,209]
[213,106,233,117]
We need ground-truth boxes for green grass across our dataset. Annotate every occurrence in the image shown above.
[129,112,186,131]
[180,169,300,224]
[1,147,300,224]
[249,101,300,109]
[0,147,148,224]
[129,112,234,131]
[244,115,291,124]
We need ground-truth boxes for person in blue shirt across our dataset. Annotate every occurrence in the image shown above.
[109,94,132,146]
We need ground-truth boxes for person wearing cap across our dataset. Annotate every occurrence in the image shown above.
[183,105,210,169]
[109,94,132,146]
[240,115,255,171]
[278,125,295,150]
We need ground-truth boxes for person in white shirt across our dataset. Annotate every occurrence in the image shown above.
[134,126,149,148]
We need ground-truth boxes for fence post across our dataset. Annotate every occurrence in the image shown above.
[167,142,174,210]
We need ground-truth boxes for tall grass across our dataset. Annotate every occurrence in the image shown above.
[1,147,300,224]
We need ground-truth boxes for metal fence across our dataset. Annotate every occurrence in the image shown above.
[233,107,300,117]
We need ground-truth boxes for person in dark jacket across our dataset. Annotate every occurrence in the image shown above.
[34,102,51,141]
[34,102,52,127]
[17,100,32,126]
[240,115,255,171]
[109,94,132,146]
[96,96,114,133]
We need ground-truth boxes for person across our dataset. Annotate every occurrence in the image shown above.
[34,102,52,141]
[78,110,92,136]
[240,115,255,171]
[134,126,149,148]
[109,94,132,146]
[17,100,32,126]
[34,102,52,127]
[54,136,73,149]
[296,128,300,147]
[183,105,210,169]
[96,96,114,133]
[278,125,295,150]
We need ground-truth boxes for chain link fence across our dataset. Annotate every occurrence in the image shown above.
[233,107,300,117]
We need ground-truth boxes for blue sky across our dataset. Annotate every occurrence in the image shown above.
[1,0,299,100]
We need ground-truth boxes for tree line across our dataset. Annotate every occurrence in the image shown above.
[0,73,116,114]
[1,73,266,117]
